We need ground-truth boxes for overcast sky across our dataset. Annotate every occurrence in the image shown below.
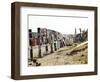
[29,15,88,34]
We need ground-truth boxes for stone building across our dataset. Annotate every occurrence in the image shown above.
[28,27,68,59]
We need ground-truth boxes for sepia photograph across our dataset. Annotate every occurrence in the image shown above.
[11,2,97,79]
[28,14,88,67]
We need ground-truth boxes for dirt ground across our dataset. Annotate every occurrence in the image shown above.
[35,42,88,66]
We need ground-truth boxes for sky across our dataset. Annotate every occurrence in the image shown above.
[29,15,88,34]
